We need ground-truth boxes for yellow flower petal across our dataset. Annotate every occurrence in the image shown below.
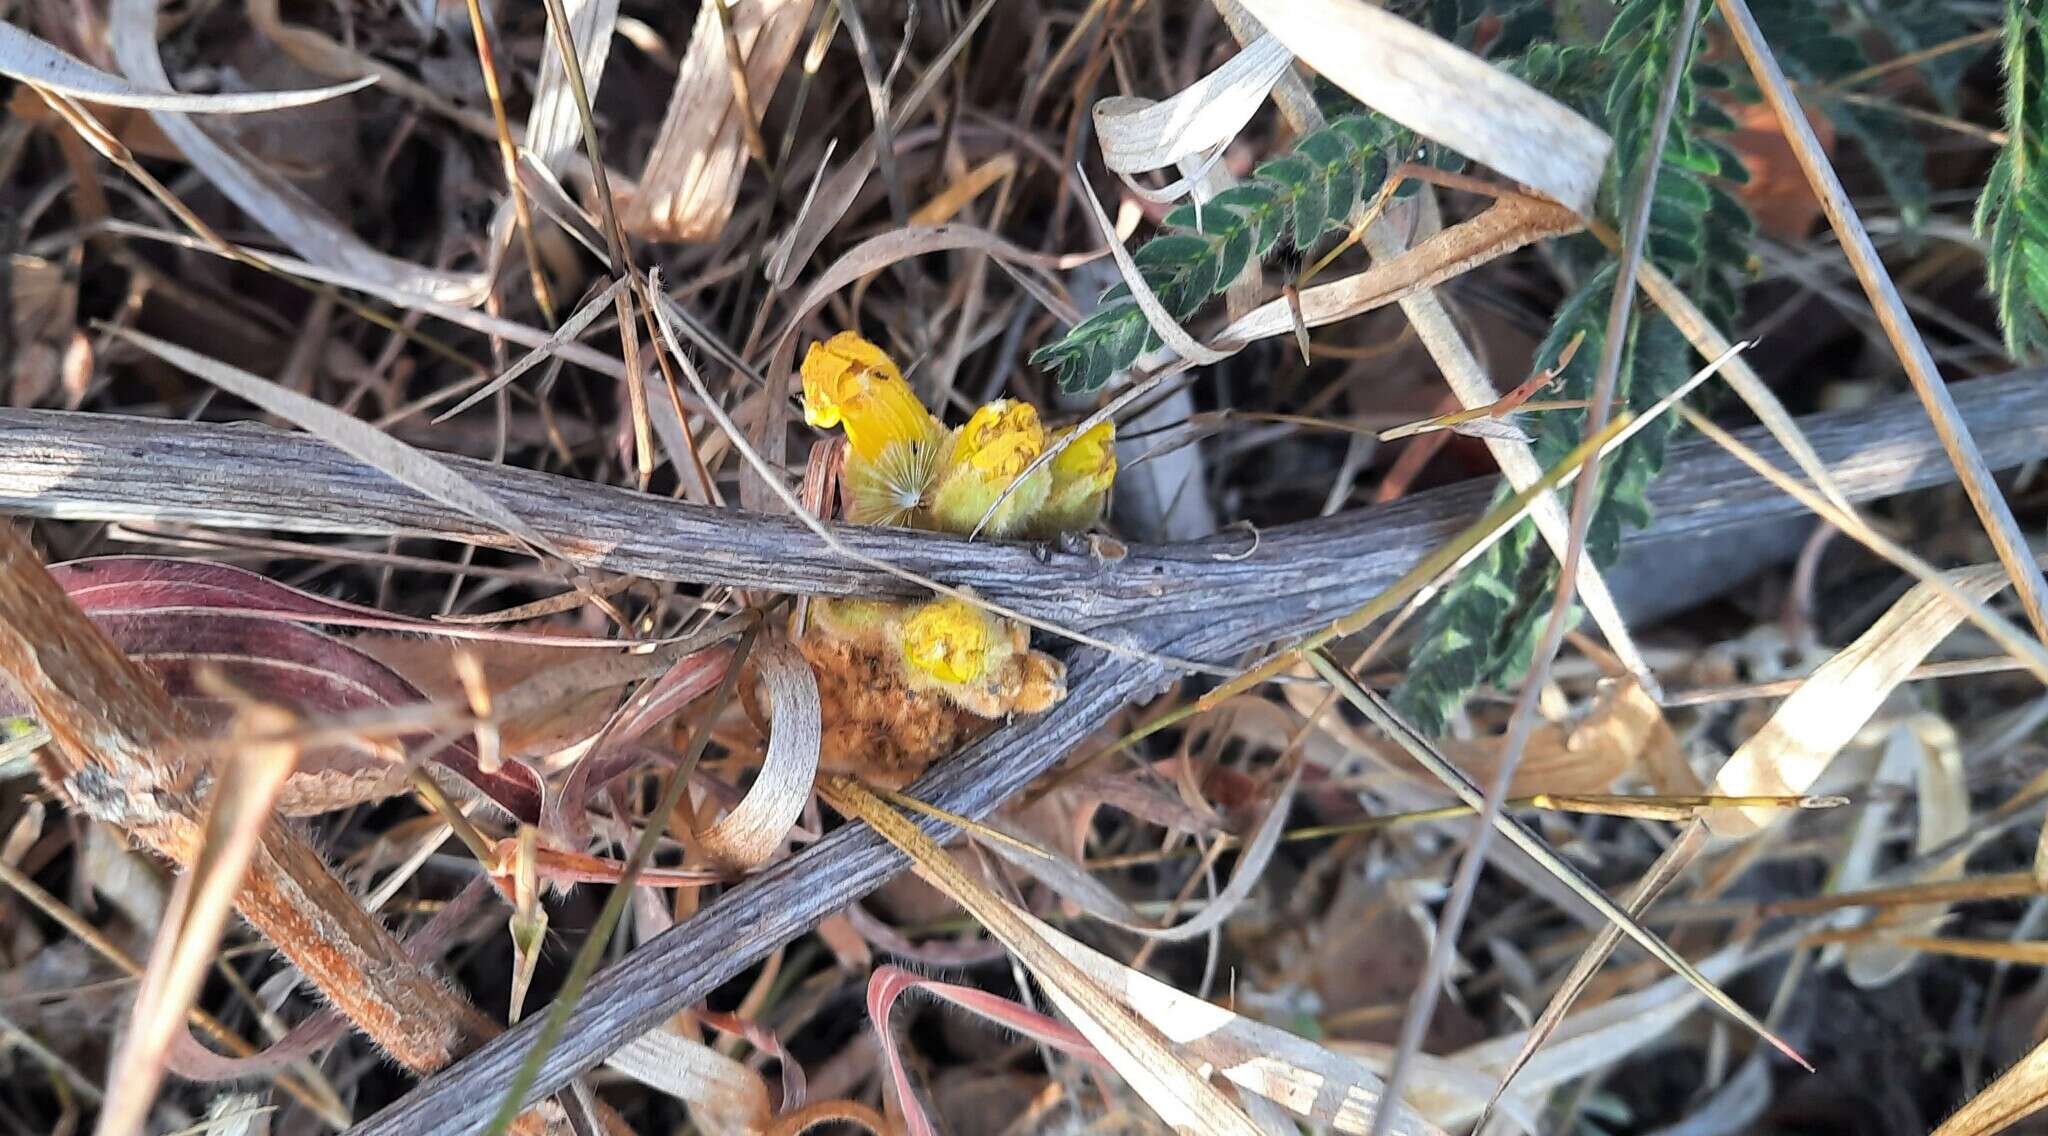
[954,399,1045,479]
[899,597,1001,687]
[1049,420,1117,496]
[800,332,939,462]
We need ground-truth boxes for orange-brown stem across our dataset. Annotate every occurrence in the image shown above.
[0,524,490,1072]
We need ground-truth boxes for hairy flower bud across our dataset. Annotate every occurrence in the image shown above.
[927,400,1052,537]
[1024,419,1117,538]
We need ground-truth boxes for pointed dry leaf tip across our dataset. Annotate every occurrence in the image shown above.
[1032,420,1118,536]
[898,597,1004,687]
[800,332,939,463]
[930,400,1052,537]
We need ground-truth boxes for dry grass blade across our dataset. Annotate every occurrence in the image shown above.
[1716,0,2048,645]
[1234,0,1609,212]
[0,23,374,111]
[1934,1034,2048,1136]
[820,775,1444,1136]
[106,327,569,566]
[1678,406,2048,690]
[432,278,629,423]
[94,703,302,1136]
[1477,820,1708,1124]
[105,0,489,303]
[983,760,1301,941]
[1304,655,1808,1069]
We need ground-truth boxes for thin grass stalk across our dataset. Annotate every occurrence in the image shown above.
[1716,0,2048,644]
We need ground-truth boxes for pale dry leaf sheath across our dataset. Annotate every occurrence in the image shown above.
[525,0,621,172]
[0,23,374,111]
[622,0,810,240]
[1233,0,1609,213]
[96,707,302,1136]
[1707,564,2009,838]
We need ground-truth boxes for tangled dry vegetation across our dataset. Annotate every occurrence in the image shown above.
[5,1,2048,1134]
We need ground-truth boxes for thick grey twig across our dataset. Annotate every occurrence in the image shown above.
[3,368,2047,649]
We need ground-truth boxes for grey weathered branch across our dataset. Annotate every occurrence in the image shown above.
[3,372,2047,1136]
[4,368,2047,649]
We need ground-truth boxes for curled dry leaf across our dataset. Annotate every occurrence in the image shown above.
[868,964,1106,1136]
[1093,34,1294,202]
[697,636,821,870]
[1843,714,1969,987]
[604,1026,772,1135]
[1371,677,1669,797]
[0,21,375,111]
[1233,0,1609,213]
[22,556,550,818]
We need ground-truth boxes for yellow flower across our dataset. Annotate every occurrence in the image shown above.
[955,400,1045,478]
[928,400,1052,537]
[801,332,940,463]
[1024,419,1117,537]
[899,597,1003,687]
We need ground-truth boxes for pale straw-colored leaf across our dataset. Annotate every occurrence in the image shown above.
[95,705,301,1136]
[1213,194,1582,347]
[0,23,373,112]
[695,637,820,870]
[1233,0,1609,212]
[621,0,810,240]
[1844,715,1969,986]
[526,0,621,172]
[1706,563,2009,839]
[105,327,568,566]
[605,1025,771,1135]
[1093,34,1293,201]
[1934,1033,2048,1135]
[106,0,492,304]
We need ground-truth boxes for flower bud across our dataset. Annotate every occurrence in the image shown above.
[1023,419,1117,538]
[927,400,1052,537]
[898,597,1007,687]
